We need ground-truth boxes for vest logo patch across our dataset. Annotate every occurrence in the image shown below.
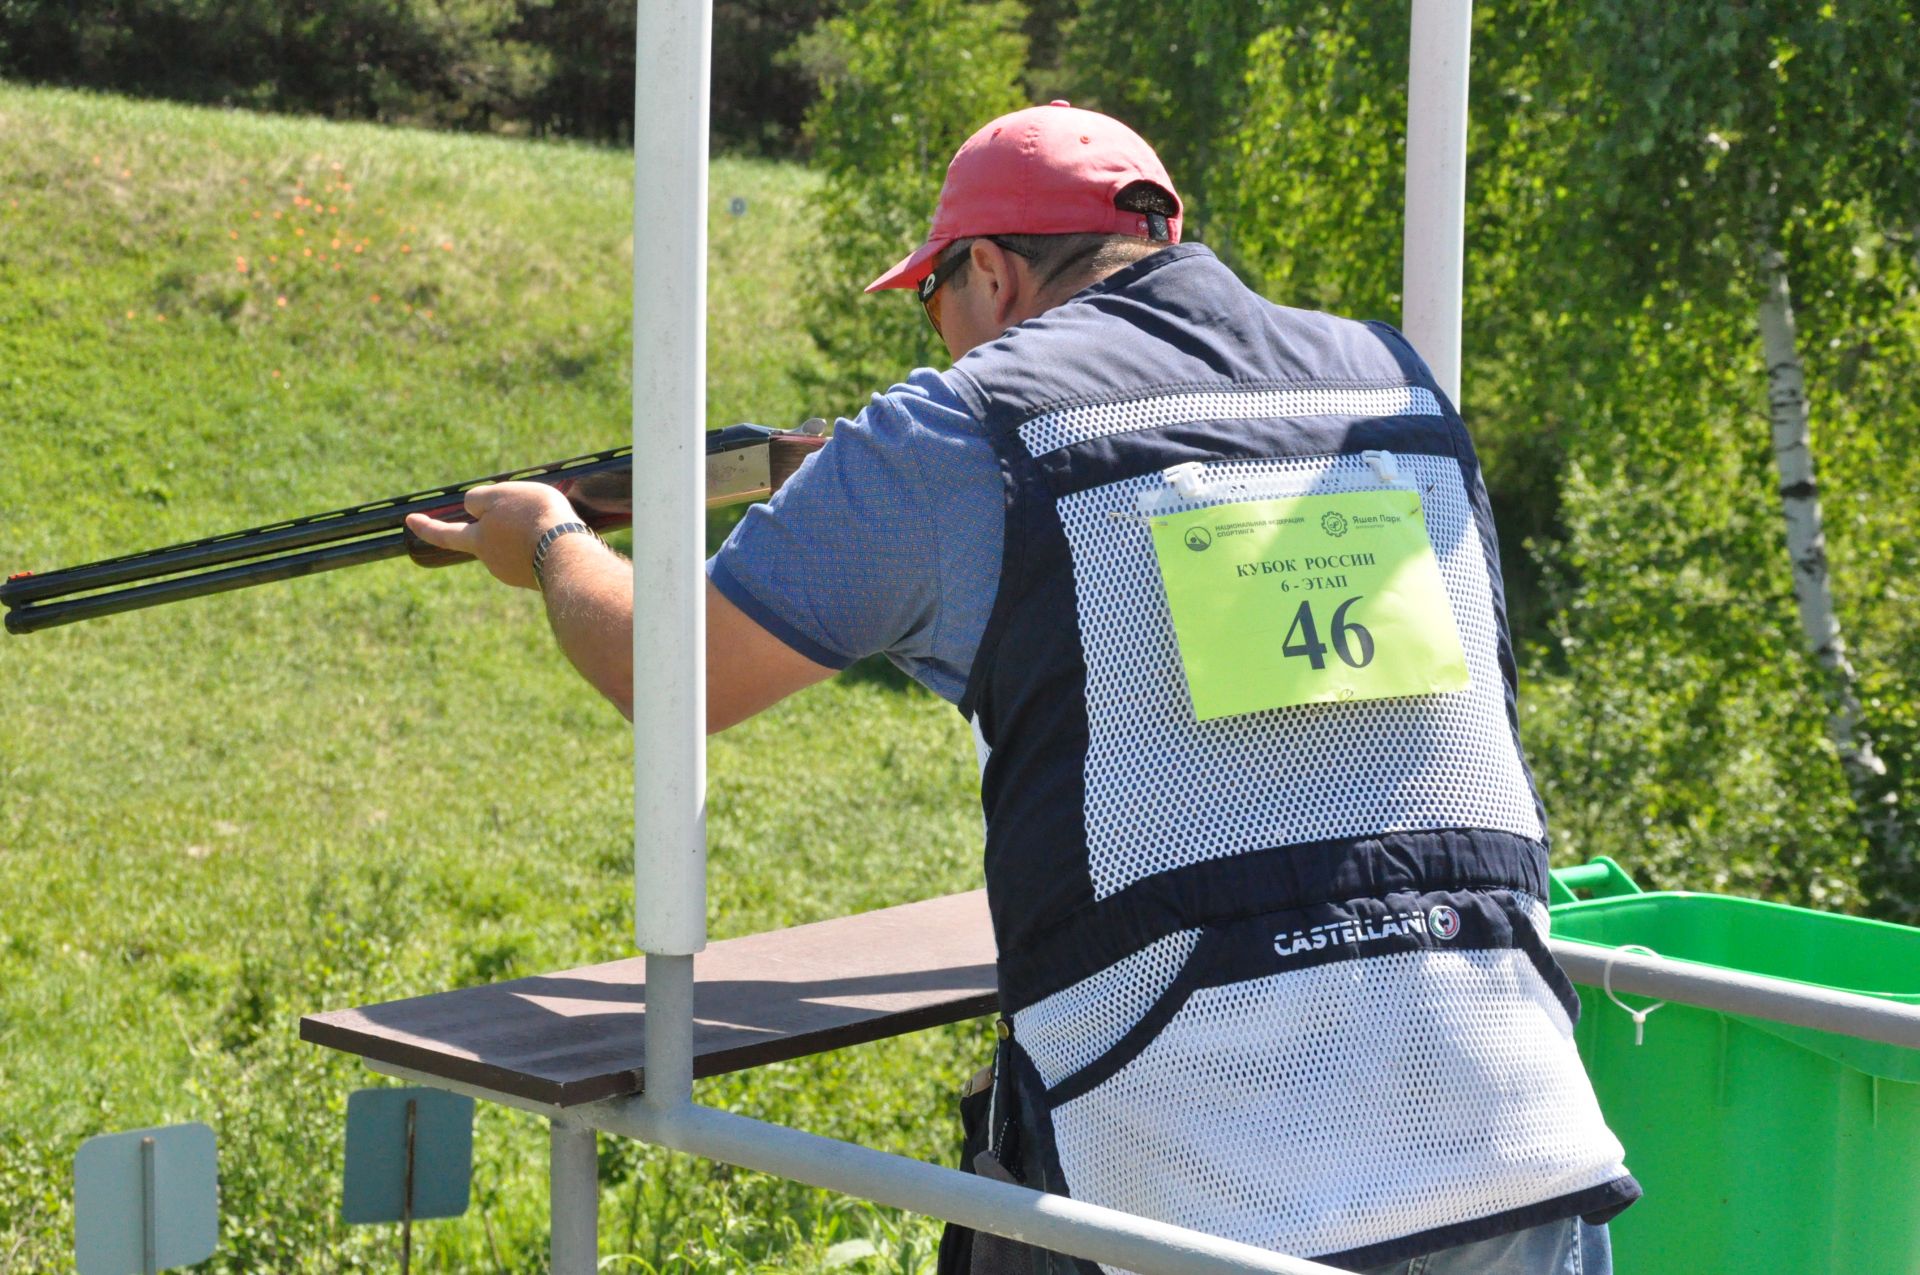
[1270,903,1469,959]
[1272,909,1432,958]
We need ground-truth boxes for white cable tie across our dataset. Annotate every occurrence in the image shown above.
[1602,943,1669,1046]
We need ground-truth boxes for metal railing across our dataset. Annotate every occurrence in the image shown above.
[1551,939,1920,1050]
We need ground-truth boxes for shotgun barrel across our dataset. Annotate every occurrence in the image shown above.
[3,422,827,634]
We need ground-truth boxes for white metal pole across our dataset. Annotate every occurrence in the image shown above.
[594,1103,1348,1275]
[1550,940,1920,1047]
[631,0,712,955]
[642,951,696,1112]
[549,1119,599,1275]
[1402,0,1473,408]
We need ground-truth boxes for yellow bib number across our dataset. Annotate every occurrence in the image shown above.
[1149,488,1469,720]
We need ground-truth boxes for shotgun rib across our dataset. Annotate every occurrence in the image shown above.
[2,422,827,634]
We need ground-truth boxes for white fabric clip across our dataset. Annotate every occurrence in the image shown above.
[1602,943,1668,1046]
[1163,461,1210,501]
[1362,449,1399,484]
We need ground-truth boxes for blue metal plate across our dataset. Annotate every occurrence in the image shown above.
[341,1087,474,1224]
[73,1123,218,1275]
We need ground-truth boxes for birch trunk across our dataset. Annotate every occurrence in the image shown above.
[1756,247,1902,867]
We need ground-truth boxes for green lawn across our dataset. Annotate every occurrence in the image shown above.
[0,84,983,1273]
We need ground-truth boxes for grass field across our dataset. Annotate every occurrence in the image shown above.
[0,84,985,1272]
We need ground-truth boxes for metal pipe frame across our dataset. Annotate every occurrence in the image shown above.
[548,1120,598,1275]
[1401,0,1474,407]
[592,1101,1349,1275]
[631,0,711,961]
[1550,939,1920,1049]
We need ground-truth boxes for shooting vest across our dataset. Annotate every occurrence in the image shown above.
[947,245,1637,1271]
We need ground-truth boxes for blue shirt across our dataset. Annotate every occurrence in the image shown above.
[706,367,1001,705]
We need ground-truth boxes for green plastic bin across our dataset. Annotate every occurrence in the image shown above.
[1548,859,1920,1275]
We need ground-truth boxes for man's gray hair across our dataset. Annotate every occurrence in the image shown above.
[938,181,1178,298]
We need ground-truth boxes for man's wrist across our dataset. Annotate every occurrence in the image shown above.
[531,521,603,591]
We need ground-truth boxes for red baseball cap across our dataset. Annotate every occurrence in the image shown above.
[865,101,1183,293]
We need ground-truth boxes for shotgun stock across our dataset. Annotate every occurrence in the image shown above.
[2,422,828,634]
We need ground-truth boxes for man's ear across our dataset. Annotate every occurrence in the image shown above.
[971,239,1028,328]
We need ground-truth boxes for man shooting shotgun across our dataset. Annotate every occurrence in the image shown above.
[409,103,1637,1274]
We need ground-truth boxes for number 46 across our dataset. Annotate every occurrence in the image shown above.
[1282,597,1374,669]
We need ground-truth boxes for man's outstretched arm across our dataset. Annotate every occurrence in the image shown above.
[406,482,834,729]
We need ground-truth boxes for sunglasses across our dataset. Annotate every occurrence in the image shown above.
[917,237,1033,339]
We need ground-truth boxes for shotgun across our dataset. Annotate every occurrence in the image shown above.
[2,421,828,635]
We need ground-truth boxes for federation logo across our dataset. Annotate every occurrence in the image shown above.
[1320,511,1349,537]
[1427,905,1462,940]
[1184,526,1213,552]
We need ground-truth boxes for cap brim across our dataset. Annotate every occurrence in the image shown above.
[865,237,950,293]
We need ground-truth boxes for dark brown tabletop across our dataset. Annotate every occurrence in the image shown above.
[301,890,999,1107]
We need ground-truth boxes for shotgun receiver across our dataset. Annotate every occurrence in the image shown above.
[2,421,828,635]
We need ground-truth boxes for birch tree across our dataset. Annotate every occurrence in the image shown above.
[1756,252,1884,794]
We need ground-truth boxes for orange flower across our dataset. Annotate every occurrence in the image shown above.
[229,230,238,240]
[421,309,434,319]
[271,369,281,379]
[440,242,452,252]
[331,262,342,271]
[294,227,305,237]
[303,248,312,257]
[252,210,262,219]
[353,245,364,254]
[125,310,135,319]
[330,162,343,172]
[400,244,411,254]
[269,255,278,263]
[235,257,248,273]
[331,238,341,249]
[327,205,338,214]
[276,296,288,308]
[155,314,165,322]
[369,293,381,303]
[91,155,101,165]
[273,210,283,220]
[120,169,130,179]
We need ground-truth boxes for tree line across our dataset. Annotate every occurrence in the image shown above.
[0,0,835,148]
